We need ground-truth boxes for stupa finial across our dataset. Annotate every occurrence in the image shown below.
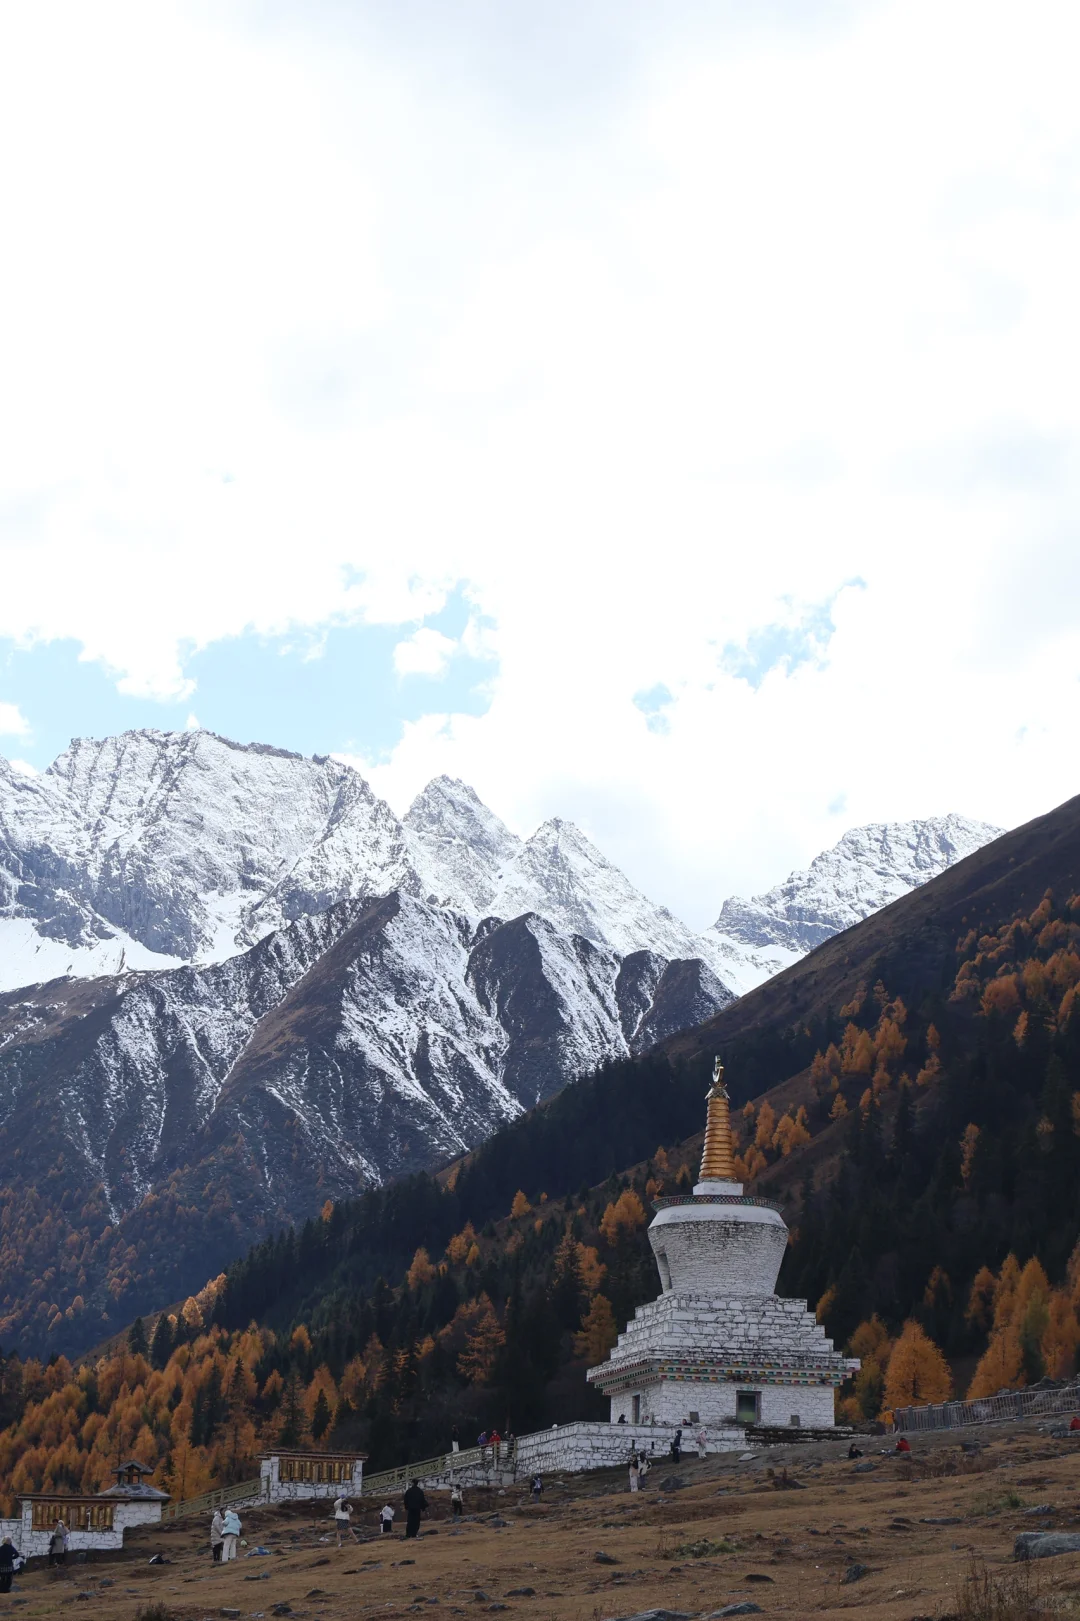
[699,1057,736,1183]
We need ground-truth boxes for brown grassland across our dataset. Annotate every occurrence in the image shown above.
[6,1419,1080,1621]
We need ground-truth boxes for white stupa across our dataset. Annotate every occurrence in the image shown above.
[587,1062,858,1431]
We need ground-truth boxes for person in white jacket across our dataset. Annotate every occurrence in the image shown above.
[210,1508,224,1562]
[220,1509,242,1562]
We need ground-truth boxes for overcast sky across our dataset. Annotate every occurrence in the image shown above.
[1,0,1078,927]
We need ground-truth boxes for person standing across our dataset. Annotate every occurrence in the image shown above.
[210,1507,224,1562]
[0,1537,18,1594]
[220,1508,242,1562]
[450,1485,463,1521]
[402,1480,428,1540]
[671,1427,683,1463]
[48,1520,68,1568]
[629,1457,640,1493]
[380,1503,395,1536]
[531,1472,543,1503]
[334,1496,358,1547]
[696,1426,708,1460]
[451,1425,460,1454]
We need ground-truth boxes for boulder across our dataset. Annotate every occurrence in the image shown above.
[1015,1533,1080,1561]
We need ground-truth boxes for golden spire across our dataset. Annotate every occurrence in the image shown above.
[699,1057,736,1183]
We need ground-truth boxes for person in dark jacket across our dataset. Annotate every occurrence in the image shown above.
[0,1537,18,1594]
[402,1480,428,1539]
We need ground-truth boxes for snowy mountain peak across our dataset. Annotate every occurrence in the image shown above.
[713,812,1005,960]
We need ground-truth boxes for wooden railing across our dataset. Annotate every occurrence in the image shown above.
[161,1474,263,1522]
[162,1439,517,1522]
[363,1442,514,1498]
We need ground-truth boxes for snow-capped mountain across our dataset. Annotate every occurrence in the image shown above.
[0,726,1006,1356]
[0,730,712,991]
[710,813,1004,992]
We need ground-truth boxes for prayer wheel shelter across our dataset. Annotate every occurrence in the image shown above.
[259,1449,367,1501]
[0,1483,169,1558]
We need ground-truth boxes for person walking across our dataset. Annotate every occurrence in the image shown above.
[402,1480,428,1540]
[220,1508,242,1562]
[334,1496,358,1547]
[450,1484,463,1521]
[531,1472,543,1503]
[0,1537,18,1594]
[48,1520,68,1569]
[210,1508,224,1562]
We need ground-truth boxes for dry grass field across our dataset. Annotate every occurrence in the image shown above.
[5,1423,1080,1621]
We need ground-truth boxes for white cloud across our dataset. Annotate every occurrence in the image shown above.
[393,628,458,678]
[0,702,30,738]
[185,713,201,731]
[7,758,38,777]
[1,1,1079,921]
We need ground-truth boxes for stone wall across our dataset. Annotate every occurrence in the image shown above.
[608,1380,833,1429]
[511,1421,742,1476]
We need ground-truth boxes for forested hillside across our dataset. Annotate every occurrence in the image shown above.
[1,792,1079,1504]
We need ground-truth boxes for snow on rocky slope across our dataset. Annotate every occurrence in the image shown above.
[710,813,1005,993]
[0,726,1006,1355]
[0,731,711,990]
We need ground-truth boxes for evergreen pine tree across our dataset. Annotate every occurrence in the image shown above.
[311,1388,331,1441]
[149,1314,174,1370]
[127,1316,148,1357]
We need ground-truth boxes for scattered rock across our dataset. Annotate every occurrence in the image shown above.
[98,1579,113,1588]
[147,1554,168,1564]
[659,1477,687,1492]
[841,1564,870,1584]
[74,1594,91,1603]
[853,1461,876,1473]
[489,1516,510,1527]
[711,1607,762,1618]
[594,1552,620,1565]
[305,1590,327,1599]
[245,1570,270,1581]
[607,1612,690,1621]
[270,1607,293,1618]
[743,1575,774,1584]
[1015,1532,1080,1561]
[473,1591,491,1602]
[1023,1505,1054,1516]
[505,1588,536,1597]
[308,1556,331,1567]
[220,1611,243,1619]
[486,1607,509,1613]
[921,1517,962,1525]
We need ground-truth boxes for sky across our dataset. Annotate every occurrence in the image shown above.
[1,0,1079,929]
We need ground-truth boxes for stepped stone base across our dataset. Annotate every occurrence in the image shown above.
[589,1290,854,1432]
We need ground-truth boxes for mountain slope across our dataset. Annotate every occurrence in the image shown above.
[710,813,1003,993]
[0,732,719,990]
[0,885,729,1356]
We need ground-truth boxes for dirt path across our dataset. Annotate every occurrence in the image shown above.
[5,1422,1080,1620]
